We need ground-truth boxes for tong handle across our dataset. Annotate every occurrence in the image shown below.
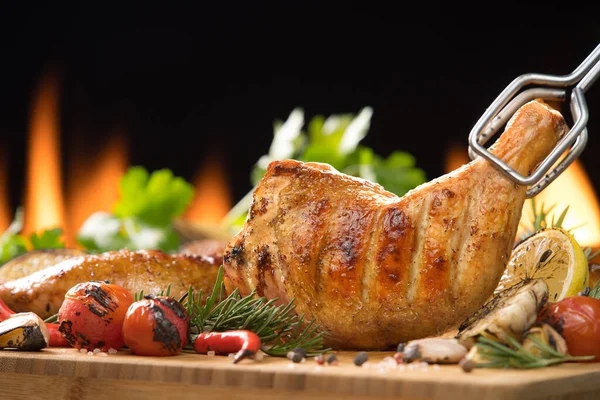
[468,43,600,198]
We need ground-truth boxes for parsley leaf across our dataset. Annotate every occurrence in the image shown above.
[0,208,66,265]
[77,166,194,254]
[29,228,65,249]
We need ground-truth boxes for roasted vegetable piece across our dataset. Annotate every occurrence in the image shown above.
[122,295,189,356]
[456,279,548,349]
[0,298,68,347]
[0,248,86,282]
[0,312,49,351]
[538,295,600,361]
[58,281,134,351]
[193,330,261,364]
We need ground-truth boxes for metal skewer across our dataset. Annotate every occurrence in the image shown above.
[468,43,600,198]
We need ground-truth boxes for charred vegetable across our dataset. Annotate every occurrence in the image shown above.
[122,295,189,356]
[399,338,468,364]
[0,312,49,351]
[193,330,261,364]
[538,295,600,361]
[58,281,134,351]
[0,248,86,282]
[0,298,67,347]
[456,279,548,349]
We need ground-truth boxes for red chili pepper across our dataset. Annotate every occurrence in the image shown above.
[0,298,69,347]
[193,330,261,364]
[46,324,70,347]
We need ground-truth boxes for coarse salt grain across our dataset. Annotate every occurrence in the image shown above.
[207,351,216,356]
[98,352,108,357]
[382,357,397,368]
[79,348,87,354]
[228,353,235,359]
[108,348,118,354]
[93,348,101,354]
[87,351,94,356]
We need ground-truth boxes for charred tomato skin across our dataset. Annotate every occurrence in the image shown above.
[58,281,134,351]
[538,296,600,361]
[122,295,189,356]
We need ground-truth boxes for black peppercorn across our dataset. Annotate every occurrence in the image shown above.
[353,351,369,366]
[326,354,338,365]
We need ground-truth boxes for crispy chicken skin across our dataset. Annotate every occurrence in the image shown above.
[0,249,221,319]
[223,100,568,350]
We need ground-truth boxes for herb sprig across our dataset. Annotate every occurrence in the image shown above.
[77,166,194,254]
[520,198,600,261]
[184,266,329,357]
[0,208,65,265]
[468,335,593,369]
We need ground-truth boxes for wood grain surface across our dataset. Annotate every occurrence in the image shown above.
[0,348,599,400]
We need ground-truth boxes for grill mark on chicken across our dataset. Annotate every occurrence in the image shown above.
[450,189,472,298]
[373,205,413,302]
[361,208,385,304]
[407,196,432,302]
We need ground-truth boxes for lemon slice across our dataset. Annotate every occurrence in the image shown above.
[495,227,589,302]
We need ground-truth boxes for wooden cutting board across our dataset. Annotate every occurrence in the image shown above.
[1,348,600,400]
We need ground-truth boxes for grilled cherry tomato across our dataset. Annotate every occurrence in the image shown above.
[538,295,600,361]
[122,295,189,356]
[58,281,134,351]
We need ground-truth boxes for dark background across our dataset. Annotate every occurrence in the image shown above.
[1,2,600,211]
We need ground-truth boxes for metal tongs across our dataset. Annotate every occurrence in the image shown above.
[468,43,600,198]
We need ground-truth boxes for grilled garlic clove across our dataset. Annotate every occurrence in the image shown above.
[522,323,568,357]
[456,278,549,349]
[399,338,468,364]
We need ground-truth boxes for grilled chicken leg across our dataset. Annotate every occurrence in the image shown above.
[223,99,568,350]
[0,249,221,319]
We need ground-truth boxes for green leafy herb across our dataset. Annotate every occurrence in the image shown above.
[467,335,593,370]
[224,107,426,232]
[77,166,194,254]
[0,208,66,265]
[185,266,329,357]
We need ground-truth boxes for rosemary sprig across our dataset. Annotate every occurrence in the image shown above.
[471,335,594,369]
[185,266,330,357]
[520,198,600,261]
[44,313,58,323]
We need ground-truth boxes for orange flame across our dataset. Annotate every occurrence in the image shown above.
[443,144,600,247]
[67,133,128,244]
[444,143,470,173]
[23,70,65,236]
[185,155,232,225]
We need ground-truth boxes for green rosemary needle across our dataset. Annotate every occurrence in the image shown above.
[470,336,594,369]
[184,266,330,357]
